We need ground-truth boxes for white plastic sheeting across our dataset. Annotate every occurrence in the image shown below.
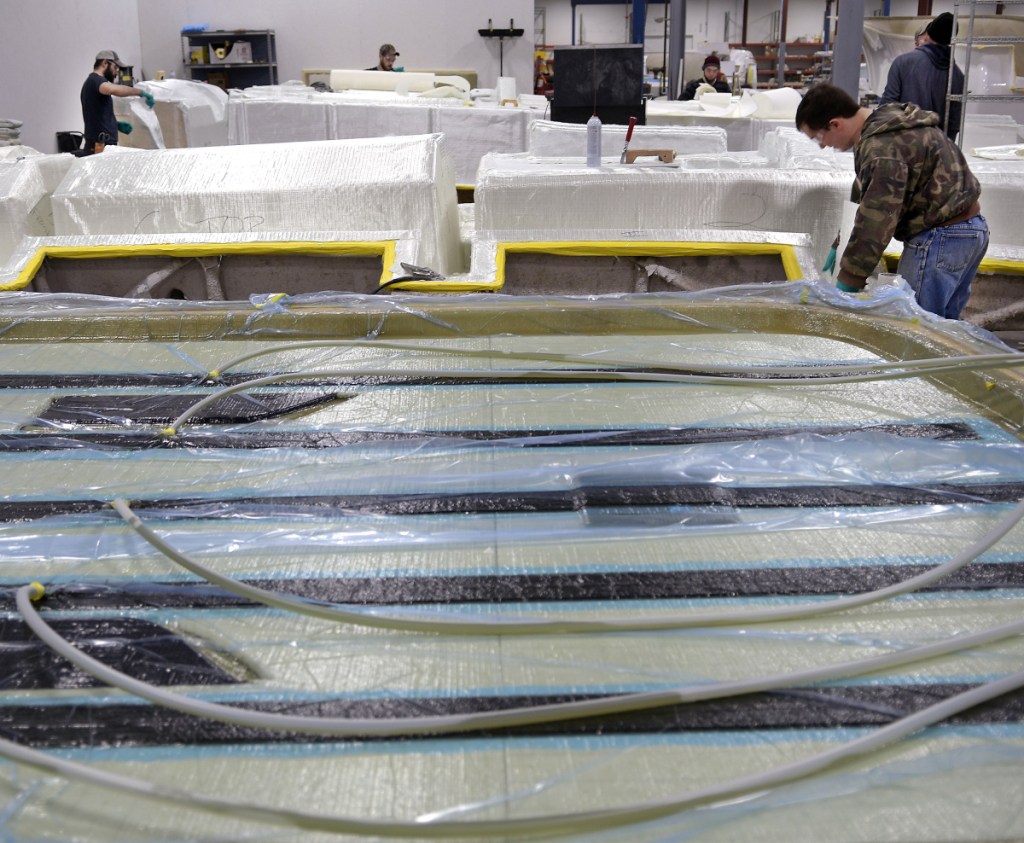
[527,119,728,158]
[1,287,1024,842]
[226,86,536,185]
[474,152,855,270]
[116,79,229,150]
[0,160,49,266]
[50,135,461,275]
[646,100,796,151]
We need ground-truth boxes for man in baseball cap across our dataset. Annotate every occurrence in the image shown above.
[80,50,155,154]
[368,43,400,71]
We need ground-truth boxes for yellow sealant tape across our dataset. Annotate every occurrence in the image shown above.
[884,252,1024,277]
[0,240,401,292]
[492,240,805,290]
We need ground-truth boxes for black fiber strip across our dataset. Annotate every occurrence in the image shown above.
[3,684,1023,749]
[0,365,891,391]
[0,422,979,452]
[36,390,344,426]
[0,617,240,690]
[1,481,1022,523]
[5,561,1024,612]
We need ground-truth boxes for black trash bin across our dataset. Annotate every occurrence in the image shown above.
[56,131,84,153]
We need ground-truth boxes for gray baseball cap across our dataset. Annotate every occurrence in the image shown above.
[95,50,126,68]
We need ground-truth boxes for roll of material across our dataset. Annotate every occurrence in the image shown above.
[699,92,733,109]
[329,69,437,93]
[752,86,803,118]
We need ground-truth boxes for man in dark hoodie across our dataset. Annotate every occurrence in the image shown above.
[879,12,962,139]
[796,83,988,319]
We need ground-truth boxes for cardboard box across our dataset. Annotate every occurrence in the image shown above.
[209,41,253,65]
[205,71,230,91]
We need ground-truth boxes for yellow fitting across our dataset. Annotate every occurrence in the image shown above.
[28,581,45,601]
[159,426,177,437]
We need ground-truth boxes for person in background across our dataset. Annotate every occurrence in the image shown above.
[679,54,731,101]
[879,12,963,140]
[81,50,154,154]
[796,83,987,320]
[367,44,399,71]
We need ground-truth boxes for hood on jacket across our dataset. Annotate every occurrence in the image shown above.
[916,42,952,72]
[861,101,940,142]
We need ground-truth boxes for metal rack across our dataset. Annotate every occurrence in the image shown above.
[946,0,1024,146]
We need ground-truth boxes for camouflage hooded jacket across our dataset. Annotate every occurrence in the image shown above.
[840,102,980,279]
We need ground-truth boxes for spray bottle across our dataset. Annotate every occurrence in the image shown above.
[586,113,602,167]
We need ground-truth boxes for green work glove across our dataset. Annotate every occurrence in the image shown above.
[821,246,836,275]
[835,279,861,293]
[141,91,155,108]
[116,120,133,135]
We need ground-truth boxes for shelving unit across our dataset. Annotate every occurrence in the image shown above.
[946,0,1024,145]
[729,42,824,88]
[181,29,277,90]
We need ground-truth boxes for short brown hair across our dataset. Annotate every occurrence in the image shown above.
[795,83,860,132]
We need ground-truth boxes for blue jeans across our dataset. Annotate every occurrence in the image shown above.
[897,214,989,320]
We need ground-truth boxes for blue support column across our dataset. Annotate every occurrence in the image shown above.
[632,0,647,44]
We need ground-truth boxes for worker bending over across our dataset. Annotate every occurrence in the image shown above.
[796,83,988,320]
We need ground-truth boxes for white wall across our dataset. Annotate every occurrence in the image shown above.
[137,1,533,93]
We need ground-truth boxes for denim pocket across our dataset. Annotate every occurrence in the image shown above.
[936,229,983,272]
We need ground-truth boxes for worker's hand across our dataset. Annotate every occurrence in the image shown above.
[116,120,133,135]
[835,269,867,293]
[140,91,155,109]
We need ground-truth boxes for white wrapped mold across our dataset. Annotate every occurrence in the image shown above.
[0,161,49,266]
[474,152,854,270]
[51,135,461,275]
[528,120,728,157]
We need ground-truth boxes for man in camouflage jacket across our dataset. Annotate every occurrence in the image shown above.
[795,83,988,319]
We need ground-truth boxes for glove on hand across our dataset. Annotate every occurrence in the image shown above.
[141,91,155,108]
[835,279,861,293]
[116,120,133,135]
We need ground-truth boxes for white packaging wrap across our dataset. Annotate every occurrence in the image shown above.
[528,119,728,157]
[474,152,854,270]
[0,161,49,266]
[51,135,461,275]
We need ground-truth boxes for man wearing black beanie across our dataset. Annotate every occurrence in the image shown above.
[879,12,963,140]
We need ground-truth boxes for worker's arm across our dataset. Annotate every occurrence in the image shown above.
[98,81,143,97]
[838,156,906,286]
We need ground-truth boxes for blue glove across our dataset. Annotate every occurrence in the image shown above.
[117,120,133,135]
[835,279,861,293]
[141,91,155,109]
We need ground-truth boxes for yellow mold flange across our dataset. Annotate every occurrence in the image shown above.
[490,240,806,291]
[0,240,400,293]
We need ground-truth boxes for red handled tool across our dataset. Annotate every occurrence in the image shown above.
[619,116,637,164]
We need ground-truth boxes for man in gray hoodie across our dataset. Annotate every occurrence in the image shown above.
[796,83,987,319]
[879,12,963,139]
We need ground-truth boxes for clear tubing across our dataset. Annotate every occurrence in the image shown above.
[112,497,1024,635]
[15,582,1024,737]
[2,655,1022,838]
[207,337,1024,381]
[164,359,1024,435]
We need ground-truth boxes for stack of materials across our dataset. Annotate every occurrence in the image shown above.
[0,118,22,147]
